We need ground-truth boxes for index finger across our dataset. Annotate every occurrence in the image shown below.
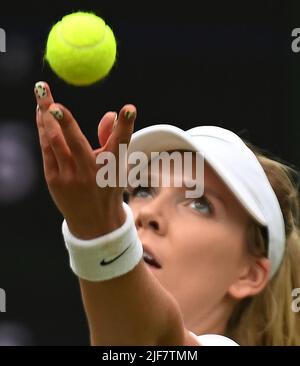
[34,81,55,112]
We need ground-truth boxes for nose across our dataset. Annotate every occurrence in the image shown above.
[135,200,167,236]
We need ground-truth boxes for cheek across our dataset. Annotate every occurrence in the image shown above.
[169,221,245,283]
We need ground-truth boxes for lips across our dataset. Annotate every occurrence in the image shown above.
[142,246,162,269]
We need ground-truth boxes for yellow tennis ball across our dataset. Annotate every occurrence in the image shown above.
[44,11,117,86]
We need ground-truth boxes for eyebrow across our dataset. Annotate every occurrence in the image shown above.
[168,176,227,210]
[204,187,227,210]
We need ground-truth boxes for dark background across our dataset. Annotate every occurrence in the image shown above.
[0,0,299,345]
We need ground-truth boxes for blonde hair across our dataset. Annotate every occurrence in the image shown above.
[226,143,300,345]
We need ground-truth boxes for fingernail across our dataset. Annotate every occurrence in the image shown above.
[49,109,63,121]
[34,81,47,99]
[124,110,136,121]
[36,105,40,112]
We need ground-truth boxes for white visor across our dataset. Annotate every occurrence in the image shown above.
[127,124,285,278]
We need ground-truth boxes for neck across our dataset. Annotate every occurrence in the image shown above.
[186,297,236,336]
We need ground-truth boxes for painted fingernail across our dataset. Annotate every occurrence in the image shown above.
[34,81,47,99]
[124,110,136,121]
[49,109,63,121]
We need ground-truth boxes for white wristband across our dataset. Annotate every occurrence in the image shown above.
[62,202,143,282]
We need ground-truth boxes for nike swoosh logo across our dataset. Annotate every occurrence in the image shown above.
[100,245,131,266]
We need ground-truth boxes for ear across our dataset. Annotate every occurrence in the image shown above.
[228,258,271,299]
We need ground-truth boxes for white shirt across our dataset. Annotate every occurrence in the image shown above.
[189,331,239,346]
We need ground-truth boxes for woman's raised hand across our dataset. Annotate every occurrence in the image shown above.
[34,81,137,239]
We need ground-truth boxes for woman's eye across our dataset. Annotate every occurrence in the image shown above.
[190,197,213,215]
[128,186,152,199]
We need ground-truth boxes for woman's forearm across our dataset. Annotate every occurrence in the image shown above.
[69,204,185,345]
[79,258,185,345]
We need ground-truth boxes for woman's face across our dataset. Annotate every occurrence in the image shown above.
[127,151,254,334]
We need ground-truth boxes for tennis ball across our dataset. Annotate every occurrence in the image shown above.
[44,12,117,86]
